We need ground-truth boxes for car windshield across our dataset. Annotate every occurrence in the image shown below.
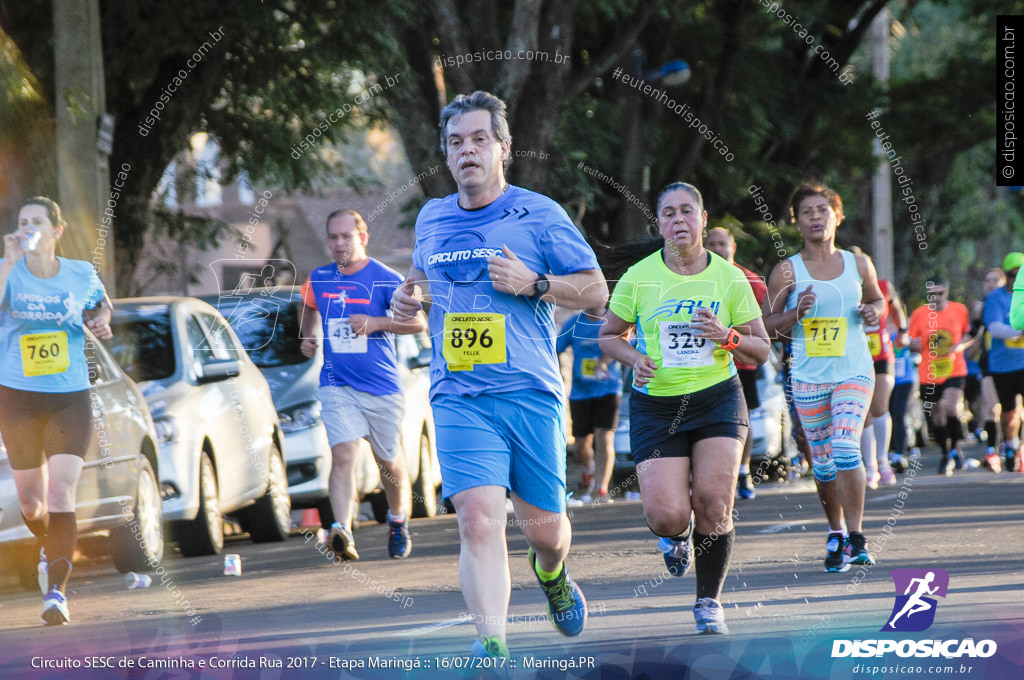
[107,308,176,382]
[216,297,307,368]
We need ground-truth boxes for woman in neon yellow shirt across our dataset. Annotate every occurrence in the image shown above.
[600,182,769,635]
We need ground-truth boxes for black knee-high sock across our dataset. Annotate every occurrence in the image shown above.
[694,529,734,602]
[933,423,949,456]
[948,419,963,452]
[316,497,336,531]
[646,515,693,541]
[45,512,76,593]
[21,512,49,543]
[985,420,999,448]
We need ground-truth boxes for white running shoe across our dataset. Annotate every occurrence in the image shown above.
[42,588,69,626]
[693,597,729,634]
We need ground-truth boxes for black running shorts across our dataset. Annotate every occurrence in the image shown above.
[569,393,621,437]
[919,377,965,409]
[0,386,92,470]
[874,358,895,377]
[991,368,1024,411]
[629,375,748,464]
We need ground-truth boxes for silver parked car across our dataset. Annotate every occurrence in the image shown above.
[747,353,797,479]
[106,298,290,556]
[198,287,441,522]
[0,331,164,587]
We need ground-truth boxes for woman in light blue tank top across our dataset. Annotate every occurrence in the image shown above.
[764,183,886,574]
[0,197,113,626]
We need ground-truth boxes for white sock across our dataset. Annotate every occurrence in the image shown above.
[387,510,406,524]
[873,413,892,469]
[861,425,878,473]
[739,464,750,475]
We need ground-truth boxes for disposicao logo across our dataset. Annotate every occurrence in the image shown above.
[881,568,949,632]
[831,569,998,659]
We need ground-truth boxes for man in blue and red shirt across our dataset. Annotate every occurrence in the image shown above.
[299,209,425,560]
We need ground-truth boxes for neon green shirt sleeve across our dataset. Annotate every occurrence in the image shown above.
[1011,277,1024,330]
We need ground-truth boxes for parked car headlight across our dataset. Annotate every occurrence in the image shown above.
[279,401,322,434]
[153,416,178,444]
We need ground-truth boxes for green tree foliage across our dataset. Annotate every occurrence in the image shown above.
[0,28,55,214]
[1,0,1016,297]
[881,0,1024,305]
[0,0,394,292]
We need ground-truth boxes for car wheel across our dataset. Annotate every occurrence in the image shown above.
[411,431,437,518]
[177,452,224,557]
[240,445,291,543]
[368,490,389,524]
[110,457,164,573]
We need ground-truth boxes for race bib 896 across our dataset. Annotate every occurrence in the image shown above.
[442,313,506,371]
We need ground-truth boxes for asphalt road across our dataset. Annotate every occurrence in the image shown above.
[0,441,1022,680]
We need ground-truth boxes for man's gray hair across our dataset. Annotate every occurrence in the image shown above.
[439,90,513,171]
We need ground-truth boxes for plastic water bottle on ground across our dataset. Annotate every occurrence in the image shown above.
[125,572,152,588]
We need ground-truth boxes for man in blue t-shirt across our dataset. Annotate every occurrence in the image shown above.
[392,91,608,658]
[984,252,1024,472]
[299,209,426,560]
[557,308,622,502]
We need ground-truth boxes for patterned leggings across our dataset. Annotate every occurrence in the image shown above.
[792,375,875,483]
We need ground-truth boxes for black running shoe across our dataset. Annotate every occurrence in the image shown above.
[329,525,359,561]
[824,532,849,572]
[846,532,875,566]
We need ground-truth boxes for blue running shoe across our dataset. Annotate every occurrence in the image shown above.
[658,536,694,577]
[950,449,964,470]
[659,513,694,577]
[42,588,69,626]
[693,597,729,634]
[528,548,587,636]
[737,474,756,500]
[469,636,512,679]
[1003,444,1019,473]
[469,636,510,659]
[388,518,412,559]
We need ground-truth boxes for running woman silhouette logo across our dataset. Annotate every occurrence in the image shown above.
[881,569,949,632]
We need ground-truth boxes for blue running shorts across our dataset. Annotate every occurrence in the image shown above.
[432,389,566,513]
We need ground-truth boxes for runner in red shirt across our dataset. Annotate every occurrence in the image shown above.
[907,276,974,475]
[861,278,909,487]
[706,227,767,499]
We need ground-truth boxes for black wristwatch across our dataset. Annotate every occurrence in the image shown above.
[531,274,550,299]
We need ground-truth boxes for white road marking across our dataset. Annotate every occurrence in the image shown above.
[395,617,469,637]
[756,523,792,534]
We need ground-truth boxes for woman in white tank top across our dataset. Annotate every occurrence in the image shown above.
[763,183,886,573]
